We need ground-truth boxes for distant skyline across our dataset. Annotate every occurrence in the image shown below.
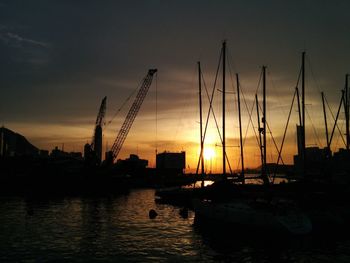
[1,1,349,172]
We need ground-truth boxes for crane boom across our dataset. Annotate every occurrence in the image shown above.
[95,96,107,127]
[110,69,157,161]
[84,96,107,166]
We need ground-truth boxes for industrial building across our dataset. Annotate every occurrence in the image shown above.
[156,151,186,176]
[115,154,148,176]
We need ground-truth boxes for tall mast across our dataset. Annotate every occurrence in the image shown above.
[262,66,268,184]
[222,40,226,177]
[301,52,306,174]
[296,87,302,127]
[345,74,349,150]
[321,92,329,148]
[256,94,263,173]
[198,61,205,183]
[236,73,245,184]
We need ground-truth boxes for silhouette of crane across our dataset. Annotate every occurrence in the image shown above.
[106,69,157,164]
[84,96,107,165]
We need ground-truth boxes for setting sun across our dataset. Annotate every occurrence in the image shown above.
[203,148,215,160]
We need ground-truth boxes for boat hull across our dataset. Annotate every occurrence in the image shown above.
[193,199,312,235]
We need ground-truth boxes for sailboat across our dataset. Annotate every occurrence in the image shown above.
[192,43,313,235]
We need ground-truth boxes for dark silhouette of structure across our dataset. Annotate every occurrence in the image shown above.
[105,69,157,165]
[0,126,38,157]
[115,154,148,176]
[84,96,107,166]
[156,151,186,176]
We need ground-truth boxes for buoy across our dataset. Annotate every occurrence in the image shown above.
[179,207,188,219]
[149,209,158,219]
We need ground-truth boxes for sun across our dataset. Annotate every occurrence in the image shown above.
[203,148,215,160]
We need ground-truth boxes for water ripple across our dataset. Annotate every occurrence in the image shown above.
[1,189,350,262]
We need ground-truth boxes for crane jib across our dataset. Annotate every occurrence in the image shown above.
[110,69,157,161]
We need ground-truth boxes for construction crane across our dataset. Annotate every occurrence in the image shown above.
[84,96,107,165]
[106,69,157,164]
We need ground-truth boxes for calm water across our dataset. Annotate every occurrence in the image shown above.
[1,189,350,262]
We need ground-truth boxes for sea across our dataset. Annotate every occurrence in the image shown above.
[1,188,350,262]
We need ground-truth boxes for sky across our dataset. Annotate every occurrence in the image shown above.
[1,0,350,172]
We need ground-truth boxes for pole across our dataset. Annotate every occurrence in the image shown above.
[256,94,263,170]
[222,40,226,178]
[236,74,245,184]
[198,61,205,187]
[262,66,268,185]
[321,92,329,148]
[301,52,306,176]
[345,74,349,150]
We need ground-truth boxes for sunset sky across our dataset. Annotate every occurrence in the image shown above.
[1,1,350,172]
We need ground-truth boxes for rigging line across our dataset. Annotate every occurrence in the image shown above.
[227,54,244,172]
[296,67,302,89]
[227,51,240,170]
[329,94,345,147]
[257,101,285,165]
[334,121,345,149]
[272,88,297,183]
[241,71,262,149]
[227,48,238,75]
[324,95,346,147]
[227,51,237,95]
[106,79,143,126]
[305,106,322,147]
[198,48,234,175]
[201,68,233,174]
[226,152,234,175]
[202,68,224,148]
[220,47,237,174]
[267,69,288,119]
[306,55,322,94]
[172,66,197,147]
[307,56,326,140]
[196,48,223,174]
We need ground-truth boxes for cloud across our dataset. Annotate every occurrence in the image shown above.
[0,31,48,48]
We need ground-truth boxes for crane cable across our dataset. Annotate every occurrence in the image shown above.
[106,78,144,127]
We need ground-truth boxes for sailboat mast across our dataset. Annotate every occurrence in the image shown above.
[296,87,302,127]
[262,66,268,183]
[222,41,226,177]
[345,74,349,150]
[301,52,306,174]
[198,61,205,180]
[256,94,263,171]
[321,92,329,148]
[236,74,244,184]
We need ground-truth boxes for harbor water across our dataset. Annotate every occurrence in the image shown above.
[1,189,350,262]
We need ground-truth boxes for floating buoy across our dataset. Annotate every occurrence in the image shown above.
[149,209,158,219]
[27,208,34,216]
[179,207,188,219]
